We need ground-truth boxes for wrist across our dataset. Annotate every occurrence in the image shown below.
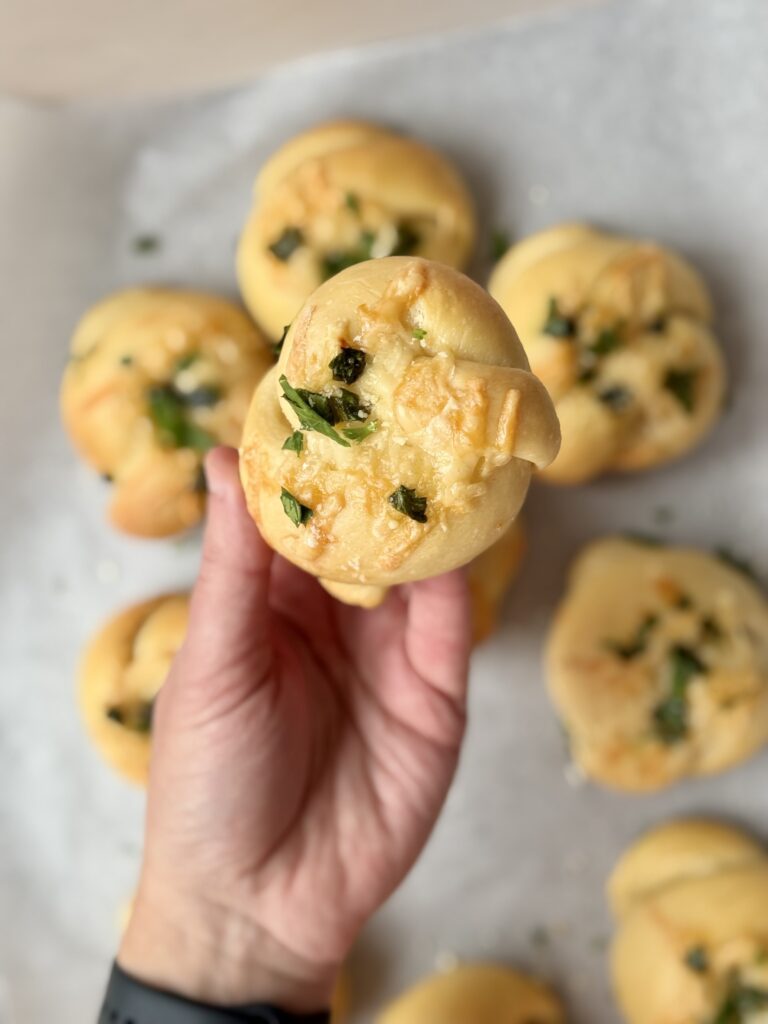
[118,879,339,1013]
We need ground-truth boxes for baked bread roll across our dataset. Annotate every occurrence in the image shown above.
[61,288,272,537]
[78,593,189,784]
[610,820,768,1024]
[488,224,726,484]
[240,257,560,607]
[468,518,526,644]
[546,538,768,791]
[237,120,476,339]
[376,964,565,1024]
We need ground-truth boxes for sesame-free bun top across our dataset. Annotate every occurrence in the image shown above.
[78,593,189,786]
[61,288,273,537]
[546,538,768,792]
[237,119,476,339]
[240,257,560,606]
[489,224,726,484]
[376,963,565,1024]
[609,820,768,1024]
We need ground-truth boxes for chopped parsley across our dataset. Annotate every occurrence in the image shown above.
[652,645,707,744]
[715,547,760,583]
[106,699,154,733]
[329,347,366,384]
[132,234,160,255]
[329,388,368,423]
[491,229,510,262]
[607,614,658,659]
[665,368,697,412]
[147,384,217,452]
[120,355,133,367]
[412,328,428,341]
[684,946,709,974]
[341,420,379,441]
[175,352,198,372]
[711,980,768,1024]
[273,324,290,359]
[591,326,622,355]
[598,385,633,411]
[543,297,577,338]
[100,472,113,484]
[391,222,420,256]
[345,192,361,214]
[701,615,723,642]
[282,431,304,456]
[280,376,350,447]
[280,487,313,527]
[388,485,428,523]
[321,230,376,279]
[180,384,222,408]
[269,227,304,261]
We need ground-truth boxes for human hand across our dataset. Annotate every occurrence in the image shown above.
[119,447,471,1012]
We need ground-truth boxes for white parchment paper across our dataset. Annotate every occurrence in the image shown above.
[1,0,767,1020]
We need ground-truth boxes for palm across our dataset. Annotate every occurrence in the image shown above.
[149,538,469,975]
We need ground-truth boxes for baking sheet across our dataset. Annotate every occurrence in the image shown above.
[2,0,768,1020]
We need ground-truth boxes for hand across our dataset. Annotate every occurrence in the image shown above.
[119,447,471,1012]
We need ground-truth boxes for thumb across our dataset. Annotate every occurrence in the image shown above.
[176,446,274,691]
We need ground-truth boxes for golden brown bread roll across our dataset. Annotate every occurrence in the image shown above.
[546,538,768,792]
[240,257,560,607]
[467,518,526,644]
[78,593,189,784]
[488,224,726,484]
[610,820,768,1024]
[237,119,476,339]
[61,288,273,537]
[376,963,565,1024]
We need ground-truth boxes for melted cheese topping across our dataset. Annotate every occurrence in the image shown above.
[61,288,272,537]
[546,538,768,792]
[489,224,726,483]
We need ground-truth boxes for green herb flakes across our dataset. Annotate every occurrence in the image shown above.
[389,485,428,523]
[273,324,290,359]
[684,946,709,974]
[175,352,198,372]
[269,227,304,261]
[711,981,768,1024]
[132,234,160,255]
[329,388,368,424]
[391,222,420,256]
[181,384,222,408]
[598,385,633,411]
[648,314,667,333]
[321,230,376,280]
[491,229,510,262]
[412,328,428,341]
[701,615,723,642]
[280,487,313,527]
[607,614,658,660]
[106,700,154,733]
[652,645,707,744]
[543,297,576,338]
[345,192,360,214]
[591,327,622,355]
[279,375,350,447]
[282,431,304,455]
[120,355,133,367]
[100,472,113,484]
[147,384,217,453]
[665,368,697,412]
[342,420,379,441]
[329,347,366,384]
